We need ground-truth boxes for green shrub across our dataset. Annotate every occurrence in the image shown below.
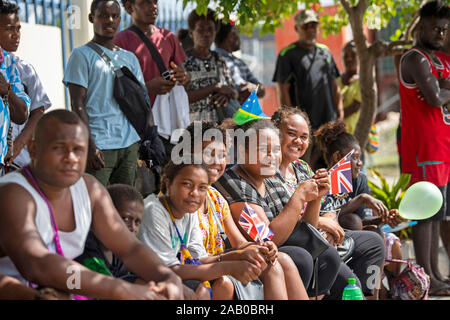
[367,168,412,239]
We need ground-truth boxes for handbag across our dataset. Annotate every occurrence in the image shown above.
[86,42,151,139]
[216,98,241,122]
[385,259,430,300]
[283,221,330,260]
[212,51,240,122]
[87,41,167,170]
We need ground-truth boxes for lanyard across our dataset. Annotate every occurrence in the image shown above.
[22,166,91,300]
[161,196,188,248]
[160,196,213,297]
[23,166,65,257]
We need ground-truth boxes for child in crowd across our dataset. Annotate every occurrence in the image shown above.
[137,158,271,300]
[314,121,400,227]
[314,121,404,289]
[181,120,308,299]
[75,184,144,283]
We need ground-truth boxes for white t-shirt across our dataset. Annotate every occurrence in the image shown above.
[10,53,52,167]
[138,194,207,267]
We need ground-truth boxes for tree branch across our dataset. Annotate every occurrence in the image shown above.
[340,0,351,13]
[368,39,413,58]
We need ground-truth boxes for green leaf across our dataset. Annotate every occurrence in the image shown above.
[368,168,391,193]
[390,173,411,200]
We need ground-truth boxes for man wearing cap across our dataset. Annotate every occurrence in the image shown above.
[272,9,342,169]
[273,9,342,130]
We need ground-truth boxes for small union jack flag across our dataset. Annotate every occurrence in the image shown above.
[326,149,354,195]
[239,203,274,242]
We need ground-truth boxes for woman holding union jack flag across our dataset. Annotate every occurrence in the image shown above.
[214,118,344,299]
[182,121,309,300]
[260,108,385,300]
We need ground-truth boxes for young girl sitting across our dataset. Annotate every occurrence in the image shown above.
[137,158,266,300]
[314,121,404,280]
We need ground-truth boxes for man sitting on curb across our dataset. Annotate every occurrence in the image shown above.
[0,110,188,300]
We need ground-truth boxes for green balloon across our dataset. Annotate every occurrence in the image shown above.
[399,181,443,220]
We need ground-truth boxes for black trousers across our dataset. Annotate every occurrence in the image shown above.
[279,245,341,297]
[325,229,385,300]
[281,229,385,299]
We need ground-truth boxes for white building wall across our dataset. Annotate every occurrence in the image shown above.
[16,22,65,111]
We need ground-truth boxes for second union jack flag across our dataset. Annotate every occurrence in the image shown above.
[239,203,274,242]
[326,149,354,195]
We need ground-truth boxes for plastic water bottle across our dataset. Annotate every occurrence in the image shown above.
[342,278,364,300]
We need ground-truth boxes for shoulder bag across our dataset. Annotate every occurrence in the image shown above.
[86,41,151,139]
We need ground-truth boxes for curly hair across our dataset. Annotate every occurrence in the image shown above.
[187,8,219,31]
[0,0,19,14]
[90,0,120,15]
[230,119,278,161]
[215,22,234,46]
[314,121,358,166]
[419,0,450,20]
[271,106,312,139]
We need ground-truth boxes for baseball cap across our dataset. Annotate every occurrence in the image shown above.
[294,9,319,26]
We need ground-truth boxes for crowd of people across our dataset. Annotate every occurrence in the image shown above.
[0,0,449,300]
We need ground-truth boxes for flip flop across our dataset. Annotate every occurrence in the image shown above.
[429,285,450,297]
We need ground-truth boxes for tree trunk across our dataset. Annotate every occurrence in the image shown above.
[341,0,377,150]
[355,52,377,149]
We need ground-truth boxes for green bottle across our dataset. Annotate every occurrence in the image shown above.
[342,278,364,300]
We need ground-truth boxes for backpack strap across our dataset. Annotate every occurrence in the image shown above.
[128,25,171,80]
[86,41,116,70]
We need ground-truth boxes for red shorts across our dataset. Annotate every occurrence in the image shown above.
[408,161,450,186]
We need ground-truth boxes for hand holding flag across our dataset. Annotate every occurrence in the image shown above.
[239,203,274,242]
[326,149,354,195]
